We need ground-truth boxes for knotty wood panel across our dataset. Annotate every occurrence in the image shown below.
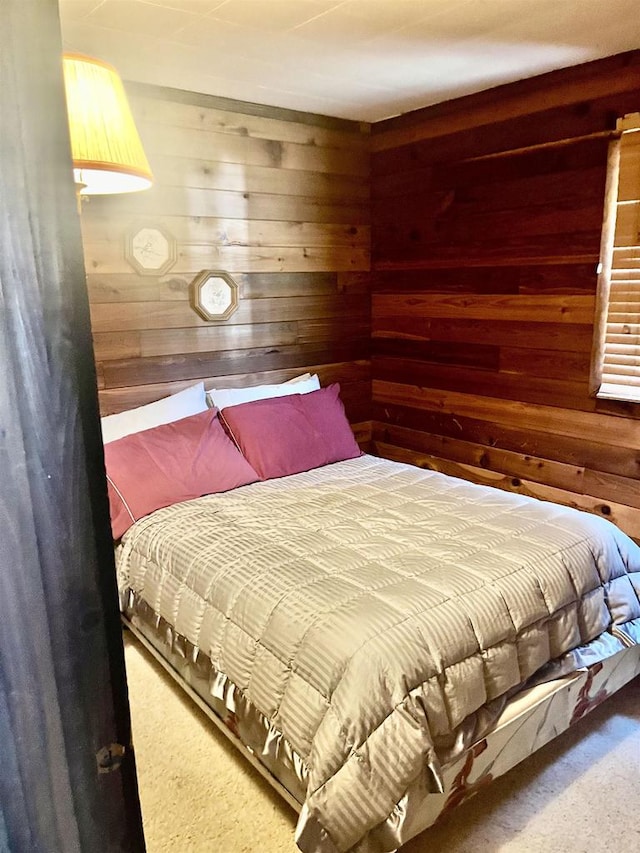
[82,85,371,427]
[129,86,370,149]
[146,154,370,199]
[131,120,369,177]
[372,263,598,294]
[374,141,609,200]
[100,361,371,421]
[371,52,640,152]
[102,341,369,388]
[371,52,640,538]
[87,271,369,304]
[371,402,640,480]
[373,358,592,411]
[84,243,369,275]
[372,293,595,324]
[90,294,369,333]
[373,381,640,449]
[372,316,595,352]
[83,219,369,251]
[89,185,367,224]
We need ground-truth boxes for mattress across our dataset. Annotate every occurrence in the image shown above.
[116,454,640,853]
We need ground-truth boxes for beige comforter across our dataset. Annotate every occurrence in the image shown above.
[116,455,640,852]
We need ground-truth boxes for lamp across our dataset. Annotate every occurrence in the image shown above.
[62,52,153,196]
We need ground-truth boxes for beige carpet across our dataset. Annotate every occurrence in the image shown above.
[124,633,640,853]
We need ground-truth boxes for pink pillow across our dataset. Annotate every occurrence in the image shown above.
[221,383,361,480]
[105,409,258,538]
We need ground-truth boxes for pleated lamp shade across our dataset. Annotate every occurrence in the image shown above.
[63,53,153,195]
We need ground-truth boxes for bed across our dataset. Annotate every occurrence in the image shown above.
[105,379,640,853]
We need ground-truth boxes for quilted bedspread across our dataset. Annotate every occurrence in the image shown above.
[116,455,640,852]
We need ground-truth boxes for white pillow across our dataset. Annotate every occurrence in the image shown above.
[101,382,208,444]
[207,374,320,410]
[285,373,312,384]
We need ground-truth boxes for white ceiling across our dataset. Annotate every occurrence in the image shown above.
[58,0,640,123]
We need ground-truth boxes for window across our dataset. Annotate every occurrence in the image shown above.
[591,113,640,403]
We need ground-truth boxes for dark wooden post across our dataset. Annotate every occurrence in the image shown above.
[0,1,146,849]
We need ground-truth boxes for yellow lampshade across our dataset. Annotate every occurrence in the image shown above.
[63,52,153,195]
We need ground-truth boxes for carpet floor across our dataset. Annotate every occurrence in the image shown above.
[124,633,639,853]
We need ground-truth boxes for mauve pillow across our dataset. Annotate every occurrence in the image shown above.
[105,409,259,539]
[221,383,361,480]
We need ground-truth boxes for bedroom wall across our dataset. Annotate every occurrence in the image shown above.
[370,51,640,539]
[82,83,371,440]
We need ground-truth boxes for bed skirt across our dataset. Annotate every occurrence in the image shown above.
[123,590,640,853]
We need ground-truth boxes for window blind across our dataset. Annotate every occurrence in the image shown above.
[593,114,640,403]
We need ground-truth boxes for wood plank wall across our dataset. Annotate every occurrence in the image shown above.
[370,51,640,539]
[81,84,371,441]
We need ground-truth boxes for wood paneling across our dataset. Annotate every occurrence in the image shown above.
[371,52,640,152]
[84,57,640,532]
[371,52,640,538]
[372,263,599,294]
[99,361,371,422]
[83,86,371,431]
[101,341,369,388]
[372,293,595,324]
[373,316,595,352]
[90,294,368,333]
[371,401,640,479]
[372,381,640,448]
[88,185,367,224]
